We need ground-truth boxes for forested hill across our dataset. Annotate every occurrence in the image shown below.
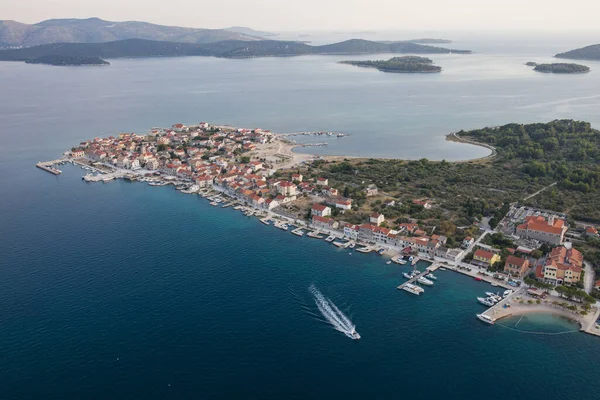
[555,44,600,61]
[0,38,471,62]
[458,120,600,220]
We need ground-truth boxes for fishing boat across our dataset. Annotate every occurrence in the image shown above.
[477,297,495,307]
[476,314,494,325]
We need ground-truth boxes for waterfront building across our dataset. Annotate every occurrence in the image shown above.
[536,246,583,285]
[504,255,530,277]
[472,249,501,268]
[71,149,85,158]
[312,215,339,230]
[343,223,359,240]
[516,215,567,245]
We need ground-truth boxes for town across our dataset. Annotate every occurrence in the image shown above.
[39,120,600,335]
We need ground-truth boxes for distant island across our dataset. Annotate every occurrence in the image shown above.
[378,39,452,45]
[340,56,442,73]
[25,55,109,66]
[0,38,471,63]
[555,44,600,61]
[526,62,590,74]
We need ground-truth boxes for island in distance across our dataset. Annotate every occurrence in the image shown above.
[555,44,600,61]
[339,56,442,73]
[25,55,109,66]
[526,62,590,74]
[0,38,471,64]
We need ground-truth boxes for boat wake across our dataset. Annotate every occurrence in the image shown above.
[309,284,360,340]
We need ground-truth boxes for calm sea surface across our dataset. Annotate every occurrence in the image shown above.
[1,32,600,399]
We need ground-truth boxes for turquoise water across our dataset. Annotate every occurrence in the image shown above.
[2,33,600,398]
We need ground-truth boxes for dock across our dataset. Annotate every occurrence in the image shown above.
[36,162,62,175]
[397,263,441,291]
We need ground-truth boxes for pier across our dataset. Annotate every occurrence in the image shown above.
[36,162,62,175]
[397,263,441,291]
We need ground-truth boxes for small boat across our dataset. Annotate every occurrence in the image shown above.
[386,261,392,265]
[350,329,361,340]
[476,314,494,325]
[210,202,218,206]
[503,289,513,298]
[477,297,494,307]
[403,272,414,279]
[491,283,499,287]
[425,273,437,280]
[439,267,447,271]
[325,236,335,242]
[348,243,356,249]
[355,247,371,253]
[378,248,385,255]
[475,277,482,281]
[333,241,346,247]
[486,292,502,302]
[408,256,414,262]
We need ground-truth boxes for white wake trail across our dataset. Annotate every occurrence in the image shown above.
[309,284,359,339]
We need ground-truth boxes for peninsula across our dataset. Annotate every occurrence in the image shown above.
[0,38,471,64]
[526,62,590,74]
[339,56,442,73]
[37,119,600,333]
[25,55,109,66]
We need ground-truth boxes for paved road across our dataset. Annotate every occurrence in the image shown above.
[584,261,595,294]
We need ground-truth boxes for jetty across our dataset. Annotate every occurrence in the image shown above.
[397,262,441,291]
[307,230,325,239]
[36,162,62,175]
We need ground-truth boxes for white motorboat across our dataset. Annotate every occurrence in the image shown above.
[486,292,502,302]
[425,273,437,280]
[325,236,335,242]
[418,276,434,286]
[403,272,414,279]
[477,297,495,307]
[476,314,494,324]
[503,289,513,298]
[350,329,361,340]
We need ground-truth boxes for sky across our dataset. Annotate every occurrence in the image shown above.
[2,0,600,31]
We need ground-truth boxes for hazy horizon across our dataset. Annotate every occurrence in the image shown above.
[2,0,600,32]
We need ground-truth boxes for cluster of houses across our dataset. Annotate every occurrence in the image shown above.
[310,206,464,261]
[71,122,276,187]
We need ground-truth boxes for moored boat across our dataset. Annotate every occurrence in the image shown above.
[477,297,495,307]
[476,314,494,324]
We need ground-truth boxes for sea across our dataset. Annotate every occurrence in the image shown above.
[1,31,600,399]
